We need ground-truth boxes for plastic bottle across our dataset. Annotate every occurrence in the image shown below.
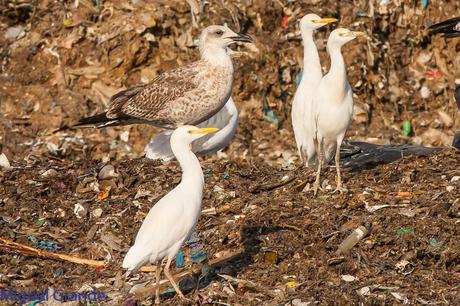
[335,226,368,255]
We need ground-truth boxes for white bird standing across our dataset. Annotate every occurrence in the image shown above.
[312,28,365,195]
[145,97,238,161]
[123,125,218,304]
[291,14,337,167]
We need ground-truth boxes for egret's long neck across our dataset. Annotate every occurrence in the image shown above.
[200,44,233,68]
[171,141,204,189]
[326,43,347,94]
[301,29,322,80]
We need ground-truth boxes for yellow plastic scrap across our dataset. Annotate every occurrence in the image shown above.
[97,190,109,201]
[63,19,74,27]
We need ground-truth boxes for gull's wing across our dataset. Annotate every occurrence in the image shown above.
[75,64,201,129]
[429,17,460,38]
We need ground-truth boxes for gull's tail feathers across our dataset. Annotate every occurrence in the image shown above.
[72,112,120,129]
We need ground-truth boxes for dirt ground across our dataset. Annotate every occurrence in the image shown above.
[1,0,460,305]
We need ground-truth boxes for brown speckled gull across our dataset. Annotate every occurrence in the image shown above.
[74,25,252,129]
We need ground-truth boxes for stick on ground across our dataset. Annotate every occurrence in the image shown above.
[0,237,106,268]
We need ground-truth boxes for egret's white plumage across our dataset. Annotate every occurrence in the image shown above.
[145,97,238,161]
[312,28,365,195]
[291,15,337,167]
[123,125,218,304]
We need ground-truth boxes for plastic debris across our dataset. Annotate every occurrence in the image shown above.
[35,218,45,227]
[281,16,289,29]
[396,228,415,235]
[28,236,62,251]
[263,108,279,128]
[336,226,368,255]
[97,191,109,201]
[191,251,208,263]
[402,121,412,137]
[175,251,185,268]
[421,0,428,9]
[429,238,442,249]
[74,203,87,219]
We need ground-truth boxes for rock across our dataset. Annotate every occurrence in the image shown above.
[41,169,59,178]
[0,153,12,170]
[74,203,88,219]
[420,86,430,99]
[437,110,453,127]
[98,164,118,180]
[5,26,25,41]
[92,208,103,218]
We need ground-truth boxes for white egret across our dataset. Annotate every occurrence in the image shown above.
[122,125,218,304]
[291,14,337,166]
[74,25,251,129]
[312,28,365,195]
[145,97,238,161]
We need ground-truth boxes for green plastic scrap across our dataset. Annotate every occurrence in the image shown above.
[396,228,415,235]
[402,121,412,136]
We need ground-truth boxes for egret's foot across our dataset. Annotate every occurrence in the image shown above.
[313,181,323,196]
[155,296,160,305]
[333,185,348,194]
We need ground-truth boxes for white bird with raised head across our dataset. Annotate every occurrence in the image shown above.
[291,14,337,167]
[123,125,218,304]
[312,28,365,195]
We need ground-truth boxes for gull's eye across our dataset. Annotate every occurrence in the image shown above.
[215,30,224,36]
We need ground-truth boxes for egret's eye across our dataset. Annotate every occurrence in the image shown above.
[215,30,224,36]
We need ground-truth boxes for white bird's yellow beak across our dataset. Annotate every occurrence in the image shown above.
[312,18,338,24]
[189,127,219,134]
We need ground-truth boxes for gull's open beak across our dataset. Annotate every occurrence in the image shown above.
[189,127,219,134]
[230,33,253,43]
[313,18,338,24]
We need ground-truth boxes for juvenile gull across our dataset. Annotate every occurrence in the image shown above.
[291,14,337,166]
[74,25,251,129]
[123,125,219,304]
[312,28,365,195]
[145,97,238,161]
